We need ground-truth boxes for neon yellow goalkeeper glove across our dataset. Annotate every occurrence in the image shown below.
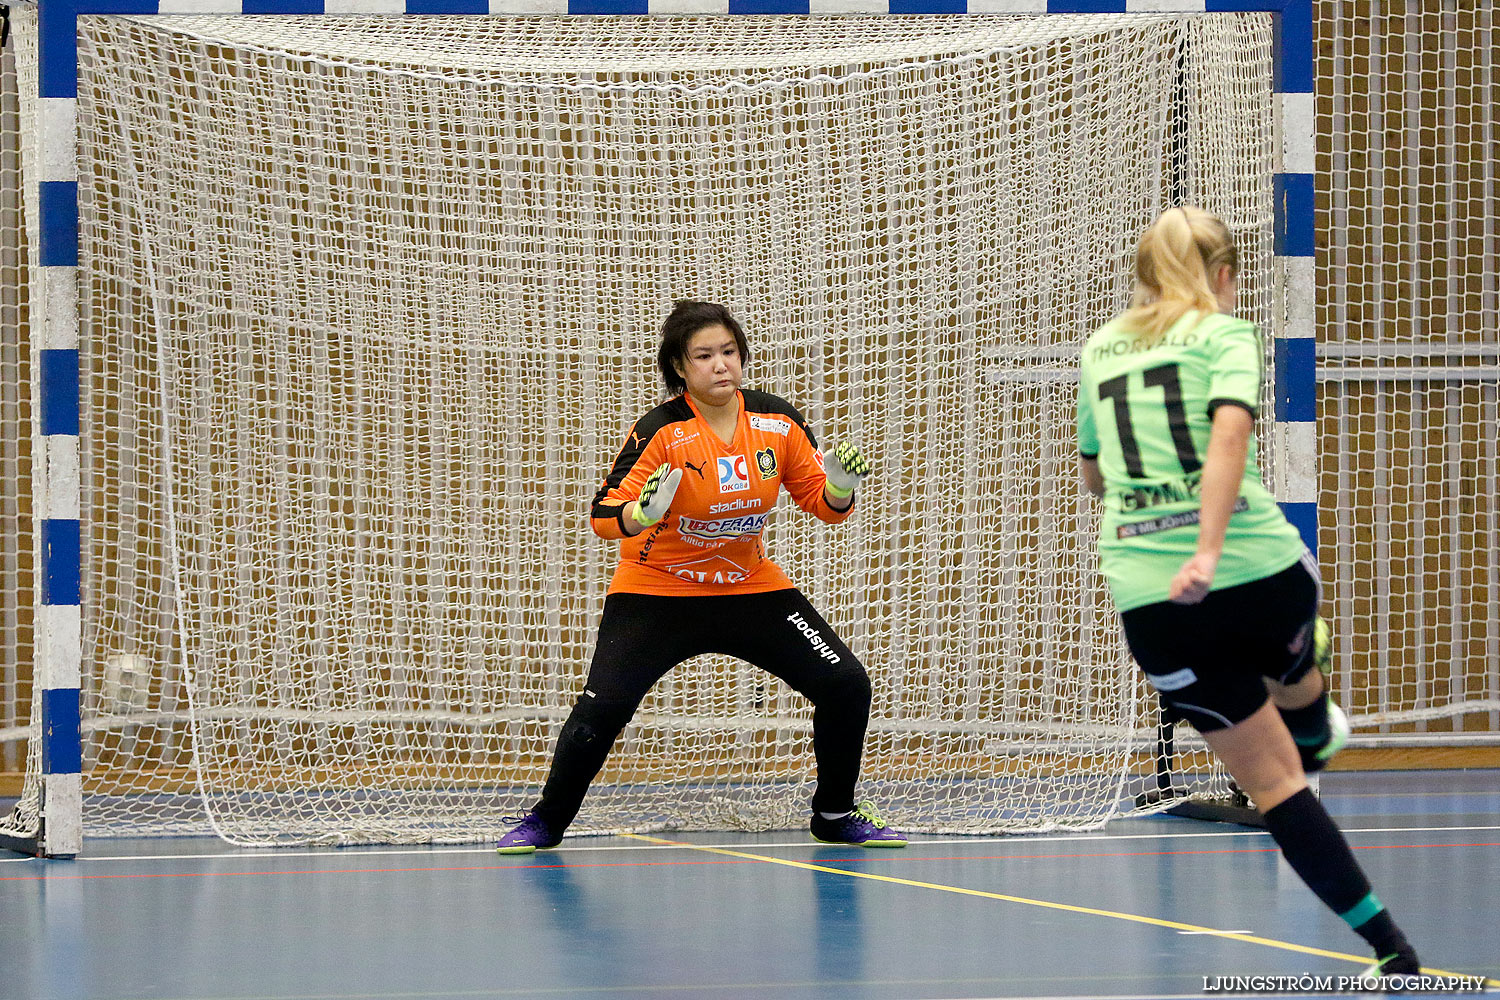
[632,462,683,528]
[823,442,870,499]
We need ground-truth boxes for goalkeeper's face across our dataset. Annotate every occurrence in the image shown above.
[675,325,744,408]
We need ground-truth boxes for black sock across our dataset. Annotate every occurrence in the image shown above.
[1262,788,1416,962]
[1279,693,1330,747]
[1351,911,1418,970]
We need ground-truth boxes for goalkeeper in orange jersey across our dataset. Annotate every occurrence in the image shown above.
[497,300,905,853]
[1077,206,1421,981]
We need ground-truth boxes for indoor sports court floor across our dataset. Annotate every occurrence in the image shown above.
[2,770,1496,1000]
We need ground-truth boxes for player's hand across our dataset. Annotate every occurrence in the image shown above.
[1168,552,1219,605]
[632,463,682,528]
[823,442,870,499]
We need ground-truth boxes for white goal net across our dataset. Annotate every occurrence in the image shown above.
[29,13,1278,845]
[1316,2,1500,742]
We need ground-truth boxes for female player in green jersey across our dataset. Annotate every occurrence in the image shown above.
[1077,206,1421,980]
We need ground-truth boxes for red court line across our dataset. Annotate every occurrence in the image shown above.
[3,840,1494,883]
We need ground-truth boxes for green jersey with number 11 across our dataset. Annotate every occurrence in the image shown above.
[1076,310,1305,611]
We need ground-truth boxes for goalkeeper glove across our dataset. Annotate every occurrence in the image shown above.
[822,442,870,499]
[632,462,683,528]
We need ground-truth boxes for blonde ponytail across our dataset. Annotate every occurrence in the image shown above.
[1121,206,1240,342]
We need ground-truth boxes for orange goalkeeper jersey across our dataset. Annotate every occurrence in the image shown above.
[590,389,854,596]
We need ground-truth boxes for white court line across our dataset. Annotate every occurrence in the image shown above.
[3,823,1496,865]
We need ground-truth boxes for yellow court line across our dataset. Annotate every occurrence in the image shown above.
[621,833,1498,988]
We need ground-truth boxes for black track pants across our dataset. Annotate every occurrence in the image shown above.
[532,589,872,831]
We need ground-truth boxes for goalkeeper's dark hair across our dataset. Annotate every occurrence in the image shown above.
[657,300,750,397]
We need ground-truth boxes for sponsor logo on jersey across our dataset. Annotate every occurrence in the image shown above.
[678,513,770,540]
[749,413,791,436]
[683,459,707,479]
[674,568,748,584]
[786,611,841,664]
[636,520,668,564]
[1116,497,1249,539]
[709,497,763,515]
[666,553,755,585]
[1113,472,1203,512]
[755,447,778,480]
[717,455,750,493]
[666,431,701,451]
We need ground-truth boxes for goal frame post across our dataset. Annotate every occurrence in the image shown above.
[15,0,1314,858]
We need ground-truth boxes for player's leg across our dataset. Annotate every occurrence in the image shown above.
[497,593,690,853]
[1265,558,1348,774]
[725,589,905,847]
[1268,657,1349,775]
[1122,575,1420,977]
[1199,703,1420,978]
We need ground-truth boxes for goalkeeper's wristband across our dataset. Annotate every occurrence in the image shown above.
[825,481,855,500]
[632,501,656,527]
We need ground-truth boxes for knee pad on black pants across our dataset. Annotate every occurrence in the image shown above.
[556,690,638,753]
[806,666,871,715]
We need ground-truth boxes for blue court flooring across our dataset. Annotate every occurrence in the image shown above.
[1,770,1496,999]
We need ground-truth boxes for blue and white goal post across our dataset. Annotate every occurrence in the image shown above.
[11,0,1313,858]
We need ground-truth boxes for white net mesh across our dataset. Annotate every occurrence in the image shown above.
[1318,2,1500,740]
[68,13,1275,845]
[0,1,40,846]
